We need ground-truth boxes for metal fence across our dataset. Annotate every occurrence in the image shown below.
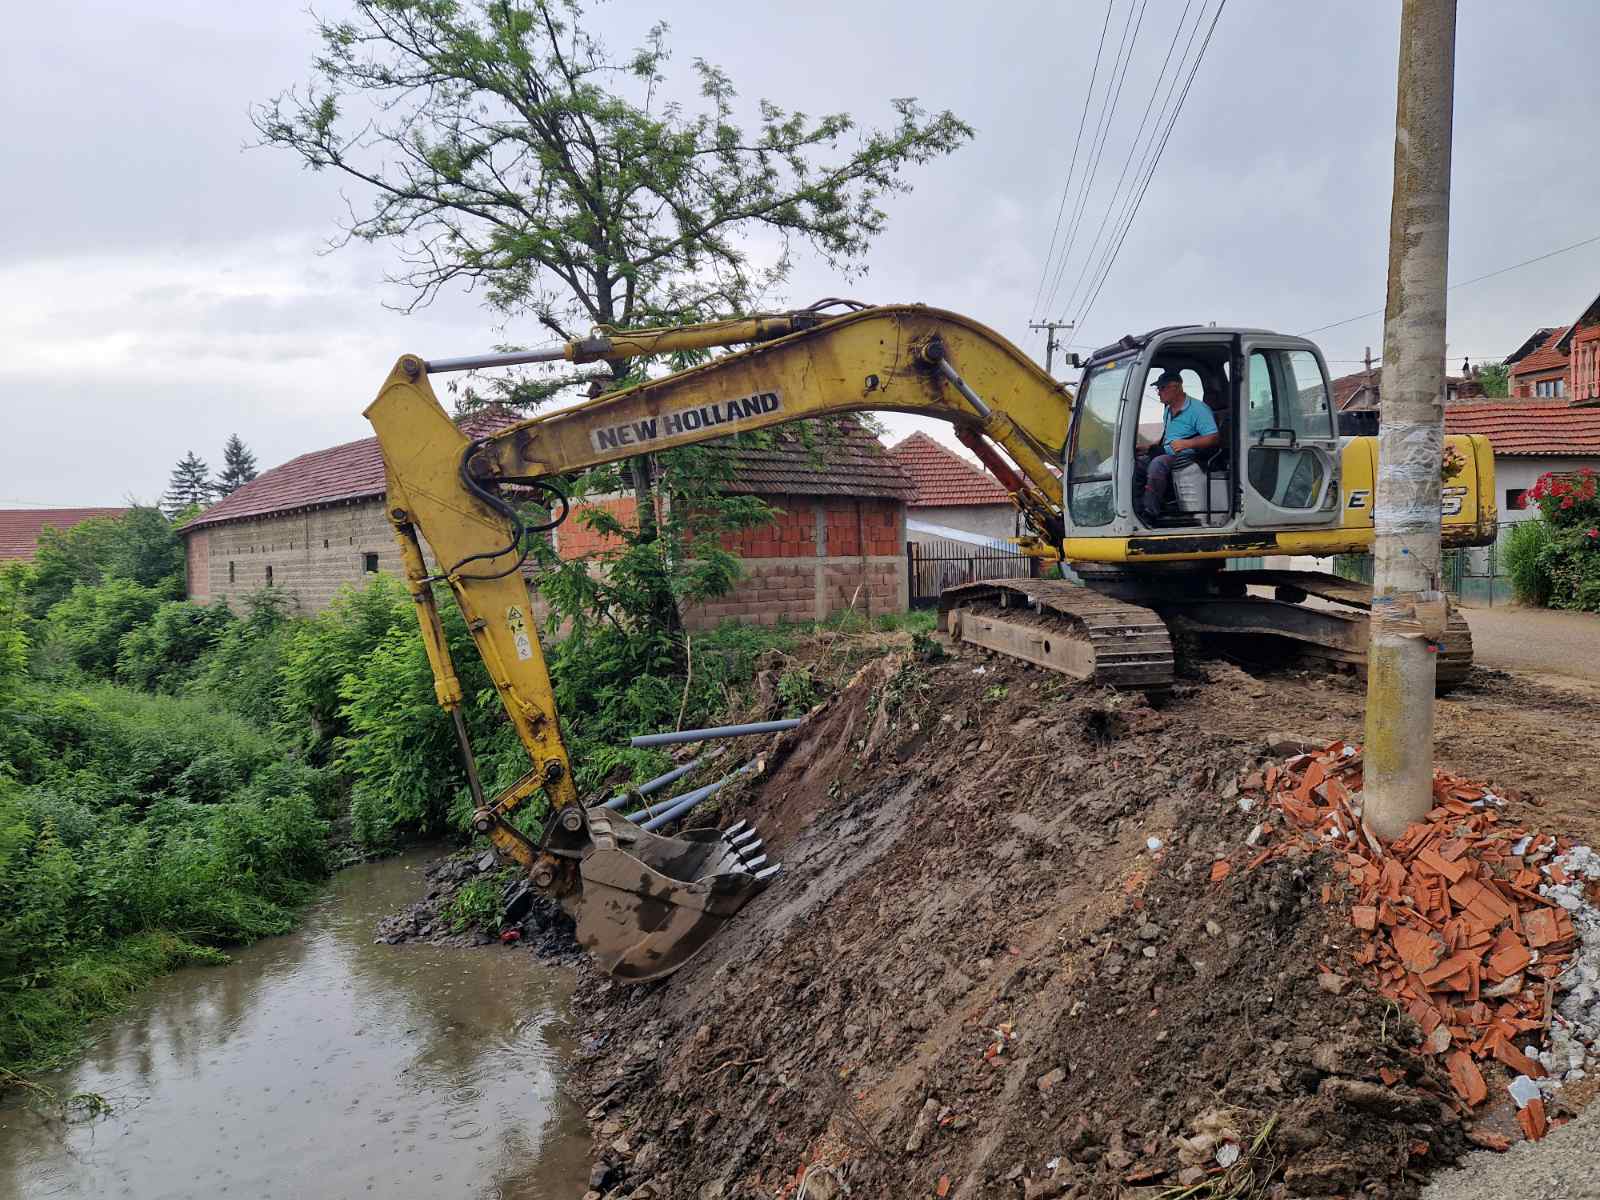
[906,538,1037,607]
[1333,523,1514,606]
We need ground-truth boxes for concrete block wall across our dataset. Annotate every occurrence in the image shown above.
[189,502,398,615]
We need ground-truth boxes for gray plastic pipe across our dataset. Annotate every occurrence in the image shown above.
[628,760,762,831]
[593,756,705,810]
[629,718,800,749]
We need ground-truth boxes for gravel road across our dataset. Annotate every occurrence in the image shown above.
[1422,1103,1600,1200]
[1461,604,1600,686]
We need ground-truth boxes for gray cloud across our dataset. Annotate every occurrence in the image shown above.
[6,0,1600,506]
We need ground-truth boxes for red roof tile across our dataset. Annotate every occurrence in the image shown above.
[0,507,130,561]
[888,432,1011,507]
[711,417,914,500]
[1509,326,1571,378]
[1445,402,1600,456]
[186,412,910,533]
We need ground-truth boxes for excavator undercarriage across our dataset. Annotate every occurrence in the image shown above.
[940,567,1472,694]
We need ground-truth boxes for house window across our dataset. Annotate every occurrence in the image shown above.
[265,565,274,587]
[228,561,236,584]
[1534,378,1567,398]
[324,539,330,549]
[363,552,380,573]
[1506,488,1528,511]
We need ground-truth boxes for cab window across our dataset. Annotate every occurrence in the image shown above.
[1066,359,1128,527]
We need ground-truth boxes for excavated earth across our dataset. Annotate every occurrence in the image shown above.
[566,639,1600,1200]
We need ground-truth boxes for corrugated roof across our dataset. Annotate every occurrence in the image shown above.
[710,417,914,500]
[888,431,1011,506]
[187,412,910,534]
[1445,402,1600,456]
[0,507,131,561]
[1509,326,1572,378]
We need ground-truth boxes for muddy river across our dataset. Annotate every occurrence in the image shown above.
[0,849,590,1200]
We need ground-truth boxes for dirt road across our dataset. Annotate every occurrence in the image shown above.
[1461,603,1600,687]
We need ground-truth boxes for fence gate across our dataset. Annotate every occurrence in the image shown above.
[906,538,1037,608]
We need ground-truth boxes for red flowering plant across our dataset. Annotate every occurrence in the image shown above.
[1524,468,1600,531]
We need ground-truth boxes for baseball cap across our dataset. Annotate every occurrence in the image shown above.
[1150,370,1183,389]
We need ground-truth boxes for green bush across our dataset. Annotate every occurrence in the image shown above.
[192,589,296,727]
[0,686,328,1074]
[42,578,167,678]
[115,600,238,692]
[1503,520,1555,606]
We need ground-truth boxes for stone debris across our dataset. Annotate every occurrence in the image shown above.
[1239,739,1597,1140]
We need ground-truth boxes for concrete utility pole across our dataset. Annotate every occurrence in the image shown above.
[1363,0,1456,840]
[1029,319,1074,377]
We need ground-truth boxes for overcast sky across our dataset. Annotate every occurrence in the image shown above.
[6,0,1600,507]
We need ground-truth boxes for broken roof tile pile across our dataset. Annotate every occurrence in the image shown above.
[1444,402,1600,456]
[888,431,1011,506]
[1237,741,1599,1146]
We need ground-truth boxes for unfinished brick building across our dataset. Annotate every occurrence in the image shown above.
[181,414,912,628]
[554,418,914,629]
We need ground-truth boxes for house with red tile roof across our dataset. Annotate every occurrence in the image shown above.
[0,507,130,562]
[181,413,914,625]
[1444,402,1600,521]
[1508,326,1573,400]
[888,431,1017,544]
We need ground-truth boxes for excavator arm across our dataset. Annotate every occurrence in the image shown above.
[364,303,1069,980]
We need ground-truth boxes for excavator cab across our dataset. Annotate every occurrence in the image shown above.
[1063,328,1343,540]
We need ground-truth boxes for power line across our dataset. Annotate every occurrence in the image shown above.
[1042,0,1145,318]
[1073,0,1228,335]
[1057,0,1196,323]
[1297,232,1600,337]
[1030,0,1116,323]
[1071,0,1209,325]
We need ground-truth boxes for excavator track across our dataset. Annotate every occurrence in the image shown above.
[1166,569,1474,694]
[938,579,1176,690]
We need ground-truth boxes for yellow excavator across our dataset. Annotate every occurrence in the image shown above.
[365,301,1496,980]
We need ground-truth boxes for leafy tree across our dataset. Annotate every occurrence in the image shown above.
[27,507,184,618]
[1476,361,1509,398]
[216,434,259,496]
[163,452,215,517]
[43,578,166,679]
[254,0,970,638]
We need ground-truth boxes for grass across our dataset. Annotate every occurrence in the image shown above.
[2,933,230,1078]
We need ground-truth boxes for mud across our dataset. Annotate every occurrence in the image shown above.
[565,641,1600,1200]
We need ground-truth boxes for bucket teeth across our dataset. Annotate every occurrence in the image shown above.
[753,864,782,883]
[730,828,759,845]
[741,853,769,870]
[724,819,749,837]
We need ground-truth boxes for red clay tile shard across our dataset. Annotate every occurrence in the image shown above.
[1393,927,1444,974]
[1416,848,1469,883]
[1517,1098,1548,1141]
[1491,1036,1544,1078]
[1352,906,1379,932]
[1210,860,1232,883]
[1423,952,1477,989]
[1447,1052,1488,1106]
[1466,1129,1511,1153]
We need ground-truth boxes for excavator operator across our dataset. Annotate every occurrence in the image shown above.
[1134,369,1220,524]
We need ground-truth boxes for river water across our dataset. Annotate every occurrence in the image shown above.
[0,849,590,1200]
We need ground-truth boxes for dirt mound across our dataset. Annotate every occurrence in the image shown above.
[570,643,1586,1200]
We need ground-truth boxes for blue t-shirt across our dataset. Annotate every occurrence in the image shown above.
[1161,396,1218,455]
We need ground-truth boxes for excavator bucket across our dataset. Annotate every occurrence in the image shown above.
[551,807,777,982]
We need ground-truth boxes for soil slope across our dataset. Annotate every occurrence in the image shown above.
[569,645,1597,1200]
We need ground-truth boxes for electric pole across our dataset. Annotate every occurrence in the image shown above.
[1029,319,1074,377]
[1363,0,1456,840]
